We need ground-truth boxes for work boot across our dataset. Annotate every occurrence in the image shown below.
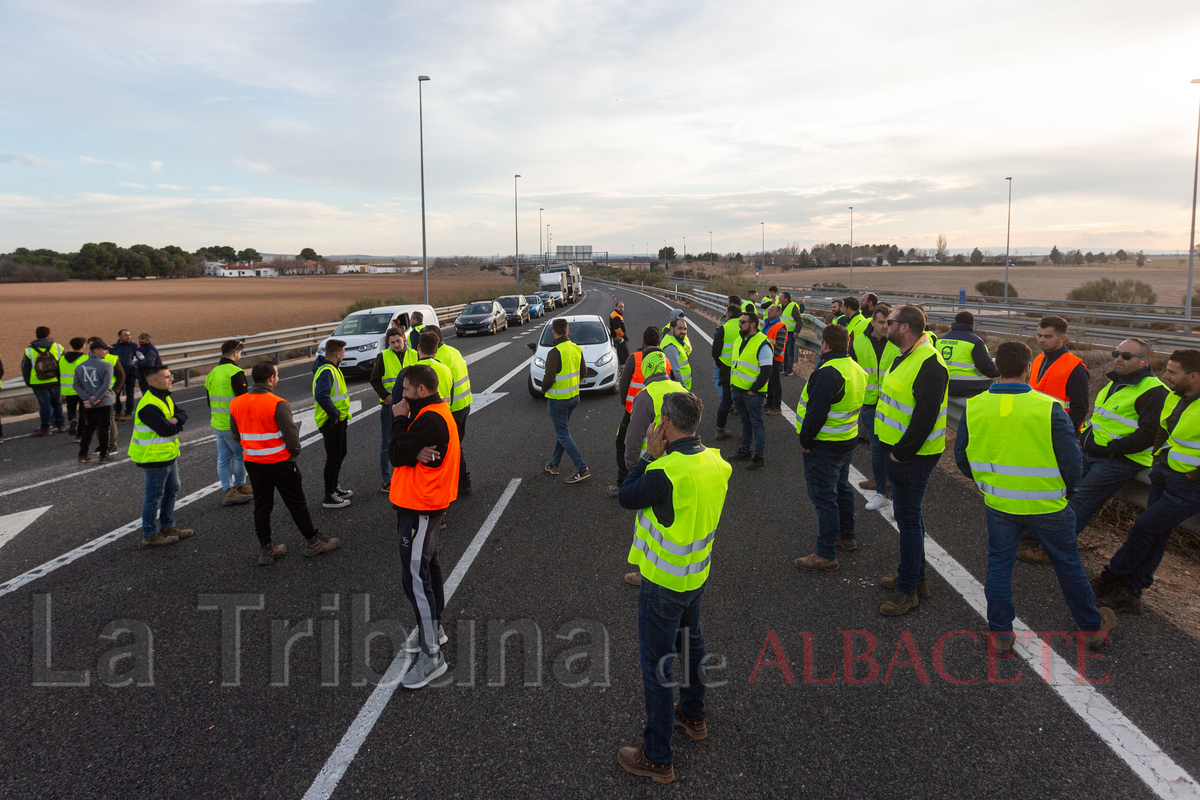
[881,576,931,598]
[674,705,707,741]
[765,407,781,416]
[304,533,340,557]
[68,420,78,436]
[617,744,675,784]
[1090,571,1119,600]
[992,633,1017,654]
[794,553,839,572]
[1099,583,1142,615]
[1017,545,1051,565]
[715,428,731,440]
[728,450,752,461]
[836,537,858,552]
[624,571,642,586]
[746,455,765,470]
[607,484,621,497]
[161,526,193,540]
[859,477,876,490]
[257,543,287,566]
[236,484,254,496]
[31,430,48,438]
[1084,607,1118,648]
[879,592,919,617]
[222,487,251,506]
[140,532,179,547]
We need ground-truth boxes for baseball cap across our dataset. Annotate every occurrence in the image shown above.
[90,340,110,351]
[641,351,668,377]
[669,309,687,321]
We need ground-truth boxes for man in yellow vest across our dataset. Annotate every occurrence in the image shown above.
[371,328,409,492]
[430,326,473,494]
[955,341,1116,650]
[660,312,692,391]
[1095,349,1200,614]
[1069,337,1168,539]
[794,324,868,571]
[313,339,353,509]
[617,391,730,785]
[206,339,252,506]
[712,303,744,439]
[875,305,948,616]
[59,337,89,438]
[939,311,999,398]
[780,291,805,376]
[541,317,589,483]
[22,325,66,436]
[851,305,900,510]
[727,310,773,469]
[130,365,193,547]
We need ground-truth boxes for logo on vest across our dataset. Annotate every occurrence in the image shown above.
[940,344,954,361]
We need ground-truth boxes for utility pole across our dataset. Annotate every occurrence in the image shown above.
[539,208,543,266]
[514,175,521,293]
[1004,177,1013,303]
[848,206,854,290]
[417,75,430,305]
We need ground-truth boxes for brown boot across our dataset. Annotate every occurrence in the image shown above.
[794,553,839,572]
[881,576,931,598]
[1084,607,1118,648]
[222,487,247,506]
[161,526,194,540]
[858,477,876,490]
[674,705,707,740]
[141,532,179,547]
[617,744,675,784]
[31,430,48,438]
[257,543,287,566]
[236,483,254,496]
[880,592,919,616]
[1017,545,1051,565]
[304,533,340,557]
[624,571,642,586]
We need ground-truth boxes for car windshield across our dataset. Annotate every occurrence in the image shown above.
[524,296,540,304]
[536,292,550,298]
[498,296,520,308]
[463,303,493,315]
[539,320,610,346]
[333,313,393,336]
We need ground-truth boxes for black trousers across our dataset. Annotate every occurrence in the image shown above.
[78,406,110,458]
[616,340,629,366]
[118,377,137,415]
[398,508,446,655]
[245,460,317,547]
[320,418,348,497]
[451,408,471,487]
[65,396,80,423]
[615,410,632,484]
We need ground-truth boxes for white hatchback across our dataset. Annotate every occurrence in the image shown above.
[318,303,439,375]
[527,315,619,398]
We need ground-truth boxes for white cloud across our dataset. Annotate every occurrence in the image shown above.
[1,153,59,169]
[80,155,134,169]
[156,183,185,190]
[150,160,163,174]
[118,182,147,188]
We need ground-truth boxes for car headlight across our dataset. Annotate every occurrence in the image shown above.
[534,357,546,368]
[595,352,613,367]
[357,341,378,352]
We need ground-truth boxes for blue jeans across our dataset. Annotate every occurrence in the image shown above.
[213,427,246,491]
[1107,462,1200,596]
[860,405,888,495]
[711,362,721,395]
[985,506,1102,632]
[547,396,585,471]
[638,579,706,766]
[379,402,394,482]
[1069,453,1144,534]
[141,463,180,537]
[803,448,855,558]
[716,368,732,429]
[732,389,765,457]
[784,332,796,373]
[886,455,938,594]
[33,385,65,431]
[765,363,782,409]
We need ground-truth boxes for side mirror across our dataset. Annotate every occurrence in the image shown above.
[527,342,537,351]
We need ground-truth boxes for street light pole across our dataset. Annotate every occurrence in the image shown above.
[1187,79,1200,321]
[1004,177,1013,303]
[539,208,543,266]
[683,236,686,277]
[418,75,430,305]
[848,206,854,290]
[514,175,521,293]
[761,222,765,280]
[709,231,713,277]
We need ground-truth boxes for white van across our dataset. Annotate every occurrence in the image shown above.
[318,303,439,376]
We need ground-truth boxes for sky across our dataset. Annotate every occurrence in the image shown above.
[2,0,1200,258]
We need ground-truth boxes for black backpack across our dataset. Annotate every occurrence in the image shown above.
[33,347,57,381]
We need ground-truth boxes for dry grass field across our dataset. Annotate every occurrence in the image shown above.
[769,262,1196,302]
[1,269,514,362]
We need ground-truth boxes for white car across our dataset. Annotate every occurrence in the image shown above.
[527,314,619,398]
[319,303,439,376]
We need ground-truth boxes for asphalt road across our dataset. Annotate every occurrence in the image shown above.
[0,283,1198,799]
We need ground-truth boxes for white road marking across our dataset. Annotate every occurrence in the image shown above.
[294,400,363,438]
[464,341,509,366]
[0,405,382,599]
[469,392,507,413]
[611,285,713,344]
[0,506,51,552]
[302,478,523,800]
[482,357,535,395]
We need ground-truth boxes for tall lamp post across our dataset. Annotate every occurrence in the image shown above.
[417,75,430,304]
[683,236,687,277]
[1004,177,1013,303]
[761,222,765,280]
[848,206,854,290]
[514,174,521,292]
[1187,79,1200,321]
[709,231,713,276]
[539,208,544,266]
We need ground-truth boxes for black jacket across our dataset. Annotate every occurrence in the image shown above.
[1081,365,1168,466]
[799,350,857,454]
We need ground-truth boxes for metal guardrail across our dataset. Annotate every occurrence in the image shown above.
[595,278,1199,534]
[1,304,469,402]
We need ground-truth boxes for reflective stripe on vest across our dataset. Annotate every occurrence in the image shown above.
[434,344,473,412]
[965,390,1067,513]
[875,338,949,456]
[661,335,691,391]
[1030,350,1084,414]
[389,401,461,511]
[547,341,582,400]
[128,392,180,463]
[851,332,899,406]
[939,336,989,384]
[1082,375,1166,467]
[230,391,292,464]
[719,319,740,366]
[205,362,243,431]
[58,354,88,396]
[730,332,770,390]
[380,349,404,403]
[637,378,688,458]
[312,363,351,428]
[796,356,869,441]
[1158,393,1200,473]
[626,447,731,592]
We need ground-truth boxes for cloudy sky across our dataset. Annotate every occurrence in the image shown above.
[2,0,1199,258]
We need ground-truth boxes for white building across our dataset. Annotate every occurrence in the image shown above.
[206,262,279,278]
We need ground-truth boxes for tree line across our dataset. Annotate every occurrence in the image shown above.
[0,244,332,282]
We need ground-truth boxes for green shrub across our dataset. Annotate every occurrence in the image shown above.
[1068,278,1156,306]
[975,280,1018,298]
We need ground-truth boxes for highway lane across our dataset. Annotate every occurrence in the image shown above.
[0,284,1197,798]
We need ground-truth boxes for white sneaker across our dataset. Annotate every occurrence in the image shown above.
[865,493,890,511]
[402,624,448,654]
[400,650,448,689]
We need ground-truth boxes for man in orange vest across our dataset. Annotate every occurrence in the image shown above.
[610,327,671,496]
[389,363,461,690]
[229,362,340,566]
[1020,314,1090,564]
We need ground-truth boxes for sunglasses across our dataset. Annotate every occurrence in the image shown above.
[1111,351,1141,361]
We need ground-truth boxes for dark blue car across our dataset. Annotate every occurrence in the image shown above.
[525,294,545,318]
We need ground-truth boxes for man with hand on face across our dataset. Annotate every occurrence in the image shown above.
[389,364,461,690]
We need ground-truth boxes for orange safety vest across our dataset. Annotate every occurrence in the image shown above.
[1031,350,1084,419]
[389,400,461,512]
[624,349,673,413]
[764,319,786,363]
[230,391,292,464]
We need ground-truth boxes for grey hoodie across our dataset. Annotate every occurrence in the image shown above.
[73,355,115,407]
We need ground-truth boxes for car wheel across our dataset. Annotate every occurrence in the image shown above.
[456,330,464,338]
